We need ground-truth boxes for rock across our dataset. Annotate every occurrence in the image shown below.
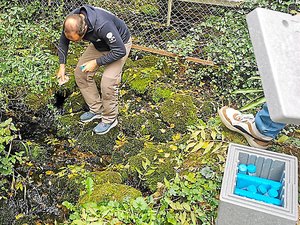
[79,183,141,204]
[91,171,123,185]
[160,94,198,132]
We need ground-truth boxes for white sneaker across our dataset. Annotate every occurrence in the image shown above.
[218,106,272,149]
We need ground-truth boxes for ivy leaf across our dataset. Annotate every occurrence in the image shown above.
[185,173,197,183]
[277,135,289,143]
[85,177,94,197]
[203,142,214,155]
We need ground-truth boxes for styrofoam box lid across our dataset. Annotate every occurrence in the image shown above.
[246,8,300,124]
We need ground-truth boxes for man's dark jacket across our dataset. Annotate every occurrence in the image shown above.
[58,5,131,66]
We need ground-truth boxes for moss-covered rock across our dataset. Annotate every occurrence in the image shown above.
[134,55,161,68]
[91,171,122,185]
[123,67,162,94]
[126,143,177,192]
[112,138,145,164]
[120,113,173,142]
[120,114,146,137]
[148,83,174,103]
[77,121,119,155]
[142,115,174,143]
[79,183,141,204]
[160,94,198,132]
[56,112,118,155]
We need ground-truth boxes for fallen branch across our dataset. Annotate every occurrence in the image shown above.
[131,44,214,66]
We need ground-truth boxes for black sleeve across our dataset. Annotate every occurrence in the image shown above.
[58,31,70,64]
[96,22,126,66]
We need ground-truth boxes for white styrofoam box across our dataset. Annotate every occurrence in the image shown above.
[246,8,300,124]
[216,143,298,225]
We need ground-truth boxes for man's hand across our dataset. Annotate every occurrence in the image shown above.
[57,64,66,81]
[81,60,98,73]
[57,64,69,85]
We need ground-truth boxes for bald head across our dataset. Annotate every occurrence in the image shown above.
[63,14,87,41]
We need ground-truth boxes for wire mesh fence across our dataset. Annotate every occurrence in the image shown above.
[11,0,300,64]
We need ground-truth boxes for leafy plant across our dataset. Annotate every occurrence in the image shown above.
[63,171,220,225]
[0,118,24,176]
[232,77,266,111]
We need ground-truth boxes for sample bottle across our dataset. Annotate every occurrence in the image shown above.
[247,164,257,176]
[267,188,279,198]
[257,184,268,195]
[238,164,247,174]
[247,185,257,193]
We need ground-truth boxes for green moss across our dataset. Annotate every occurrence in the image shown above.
[140,4,159,16]
[63,92,87,113]
[57,113,118,155]
[112,138,145,164]
[56,113,83,138]
[24,91,53,111]
[123,57,135,71]
[160,94,198,131]
[77,121,119,155]
[221,124,248,146]
[123,55,161,74]
[79,183,141,204]
[135,55,161,68]
[120,114,147,137]
[127,143,177,192]
[146,160,175,191]
[142,115,173,143]
[123,67,162,94]
[120,113,173,142]
[149,84,174,103]
[91,171,122,185]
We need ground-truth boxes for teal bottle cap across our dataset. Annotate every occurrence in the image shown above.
[80,65,86,71]
[238,164,247,173]
[268,188,279,198]
[258,184,268,194]
[247,185,257,193]
[247,164,256,173]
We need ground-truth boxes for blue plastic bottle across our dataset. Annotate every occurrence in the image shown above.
[247,185,257,193]
[267,188,279,198]
[238,164,247,174]
[257,184,268,194]
[247,164,256,176]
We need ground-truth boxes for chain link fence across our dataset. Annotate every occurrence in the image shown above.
[14,0,299,64]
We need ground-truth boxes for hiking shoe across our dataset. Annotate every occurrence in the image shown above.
[80,111,102,123]
[218,106,272,149]
[93,119,118,135]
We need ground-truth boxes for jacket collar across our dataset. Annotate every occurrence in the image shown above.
[80,5,97,33]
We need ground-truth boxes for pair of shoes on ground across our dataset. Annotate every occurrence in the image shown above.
[80,111,118,135]
[218,106,272,149]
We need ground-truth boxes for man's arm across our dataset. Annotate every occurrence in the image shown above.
[58,31,70,64]
[57,31,70,83]
[96,22,127,66]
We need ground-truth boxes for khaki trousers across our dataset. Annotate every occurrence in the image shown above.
[75,39,132,123]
